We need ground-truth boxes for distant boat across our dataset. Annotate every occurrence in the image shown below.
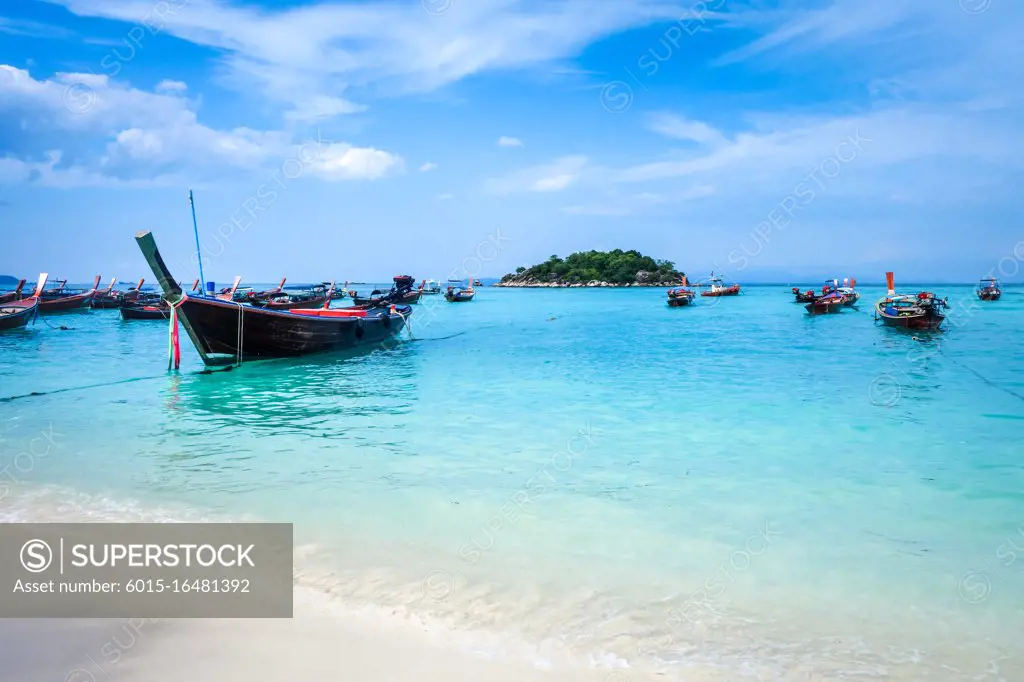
[667,275,695,307]
[805,289,848,315]
[874,272,948,330]
[666,287,694,307]
[700,272,740,297]
[0,273,46,331]
[120,301,170,320]
[827,277,860,306]
[0,278,26,304]
[422,279,442,295]
[350,278,423,307]
[791,286,817,303]
[977,278,1001,301]
[39,275,100,312]
[445,279,475,302]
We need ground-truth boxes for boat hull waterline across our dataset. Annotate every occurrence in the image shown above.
[134,231,411,365]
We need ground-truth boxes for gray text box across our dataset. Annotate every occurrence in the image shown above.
[0,523,292,617]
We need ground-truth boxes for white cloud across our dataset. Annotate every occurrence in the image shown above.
[485,155,589,194]
[155,79,187,94]
[0,65,403,186]
[283,94,366,123]
[498,136,523,148]
[305,144,404,181]
[533,174,573,191]
[48,0,695,119]
[647,113,727,147]
[419,162,438,172]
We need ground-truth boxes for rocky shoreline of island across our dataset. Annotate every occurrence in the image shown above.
[494,278,681,288]
[497,249,686,289]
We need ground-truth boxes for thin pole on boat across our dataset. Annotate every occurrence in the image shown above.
[188,189,206,296]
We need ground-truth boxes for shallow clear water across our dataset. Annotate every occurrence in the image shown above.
[2,285,1023,680]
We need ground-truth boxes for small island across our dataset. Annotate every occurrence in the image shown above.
[497,249,684,287]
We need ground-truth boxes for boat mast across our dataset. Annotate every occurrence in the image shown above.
[189,189,206,295]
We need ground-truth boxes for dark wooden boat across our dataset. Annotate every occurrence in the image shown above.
[121,300,170,320]
[39,275,100,312]
[700,274,740,297]
[0,274,46,331]
[239,277,287,305]
[805,290,848,314]
[91,277,123,308]
[135,232,412,365]
[977,278,1001,301]
[874,272,948,330]
[667,280,695,307]
[260,285,334,310]
[0,279,27,304]
[444,281,475,302]
[350,282,422,306]
[792,287,817,303]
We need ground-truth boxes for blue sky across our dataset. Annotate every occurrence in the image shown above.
[1,0,1022,284]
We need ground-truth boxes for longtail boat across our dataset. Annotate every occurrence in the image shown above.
[240,277,287,305]
[805,289,848,315]
[791,287,817,303]
[444,279,475,302]
[836,277,860,306]
[422,279,441,295]
[700,273,740,297]
[120,280,198,321]
[351,280,423,306]
[259,283,334,310]
[0,279,27,304]
[121,301,170,320]
[135,232,411,365]
[39,275,100,312]
[91,277,122,308]
[0,274,46,331]
[874,272,948,330]
[977,278,1001,301]
[667,275,695,307]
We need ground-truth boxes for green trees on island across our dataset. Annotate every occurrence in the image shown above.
[501,249,683,285]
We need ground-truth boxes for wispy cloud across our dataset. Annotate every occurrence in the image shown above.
[419,162,438,172]
[497,136,523,148]
[49,0,696,122]
[485,155,589,194]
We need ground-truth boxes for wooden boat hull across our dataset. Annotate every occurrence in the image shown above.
[171,296,408,362]
[977,290,1001,301]
[0,299,38,331]
[445,291,475,302]
[667,296,693,307]
[806,299,846,314]
[351,290,421,306]
[134,231,411,366]
[0,280,26,304]
[793,290,817,303]
[874,303,945,330]
[39,291,95,311]
[259,295,330,310]
[121,304,170,320]
[91,295,122,309]
[841,292,860,306]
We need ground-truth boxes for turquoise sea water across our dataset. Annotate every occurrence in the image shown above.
[1,285,1023,680]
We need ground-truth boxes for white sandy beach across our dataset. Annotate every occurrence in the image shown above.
[3,598,645,682]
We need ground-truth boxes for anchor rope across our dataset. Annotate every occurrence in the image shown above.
[233,299,245,366]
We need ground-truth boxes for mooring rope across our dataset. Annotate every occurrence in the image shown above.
[938,347,1024,403]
